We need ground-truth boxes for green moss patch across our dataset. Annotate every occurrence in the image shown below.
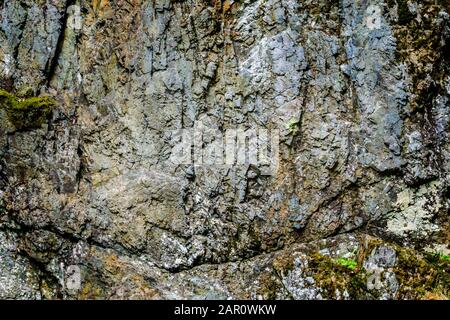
[0,89,56,130]
[387,0,415,25]
[335,257,358,270]
[286,118,300,135]
[259,236,449,300]
[434,253,450,262]
[394,249,449,299]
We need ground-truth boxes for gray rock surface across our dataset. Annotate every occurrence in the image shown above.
[0,0,448,299]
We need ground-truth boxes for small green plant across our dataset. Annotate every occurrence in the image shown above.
[335,257,358,270]
[286,118,300,135]
[0,89,56,130]
[427,252,450,263]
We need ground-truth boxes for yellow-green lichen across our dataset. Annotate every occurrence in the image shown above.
[258,272,282,300]
[0,89,56,130]
[308,252,369,299]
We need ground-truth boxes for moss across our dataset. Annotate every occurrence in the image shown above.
[310,253,350,288]
[437,253,450,262]
[308,246,447,300]
[40,278,61,299]
[259,273,282,300]
[261,237,449,299]
[357,238,449,299]
[258,253,296,299]
[396,0,414,25]
[308,253,369,299]
[0,89,55,130]
[335,257,358,270]
[393,248,449,299]
[77,281,105,300]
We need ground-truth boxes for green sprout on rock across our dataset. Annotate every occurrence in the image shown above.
[335,257,358,270]
[286,118,300,135]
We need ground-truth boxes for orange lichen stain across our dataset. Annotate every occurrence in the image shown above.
[278,204,289,220]
[222,0,233,13]
[129,275,161,299]
[92,0,109,12]
[209,0,239,21]
[78,280,105,300]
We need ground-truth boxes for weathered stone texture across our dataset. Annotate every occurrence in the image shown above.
[0,0,448,299]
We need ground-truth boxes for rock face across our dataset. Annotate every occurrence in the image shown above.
[0,0,448,299]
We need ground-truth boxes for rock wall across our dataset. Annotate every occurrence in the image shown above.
[0,0,448,299]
